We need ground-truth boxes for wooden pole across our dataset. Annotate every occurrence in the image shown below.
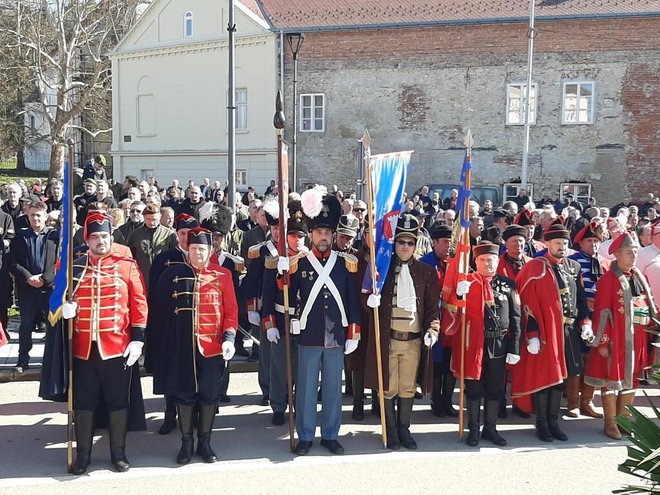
[273,91,295,452]
[362,130,387,449]
[66,139,75,472]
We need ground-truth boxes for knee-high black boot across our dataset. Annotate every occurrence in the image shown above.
[466,398,481,447]
[397,397,417,450]
[176,404,195,464]
[71,410,94,475]
[548,386,568,441]
[351,370,365,420]
[108,409,130,472]
[196,405,218,463]
[533,390,553,442]
[441,373,458,417]
[159,396,177,435]
[482,400,507,446]
[431,363,445,417]
[384,398,399,450]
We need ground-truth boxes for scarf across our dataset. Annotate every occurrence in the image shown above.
[396,261,417,317]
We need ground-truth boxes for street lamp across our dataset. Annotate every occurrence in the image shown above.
[287,33,304,192]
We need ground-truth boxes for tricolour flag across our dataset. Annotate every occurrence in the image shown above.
[362,150,412,295]
[48,160,72,325]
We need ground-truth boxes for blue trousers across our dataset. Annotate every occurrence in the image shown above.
[17,288,50,364]
[295,345,343,442]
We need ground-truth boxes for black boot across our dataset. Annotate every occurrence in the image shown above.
[482,400,507,446]
[196,405,218,463]
[384,398,399,450]
[533,390,553,442]
[466,398,481,447]
[430,363,445,417]
[159,396,177,435]
[498,397,508,419]
[371,390,381,418]
[344,366,353,397]
[441,373,458,417]
[351,371,365,421]
[548,387,568,441]
[71,410,94,475]
[176,404,195,464]
[397,397,417,450]
[108,409,130,472]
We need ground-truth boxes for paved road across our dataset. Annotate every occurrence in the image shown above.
[0,373,656,495]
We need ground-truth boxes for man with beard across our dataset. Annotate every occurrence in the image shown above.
[365,214,439,450]
[64,213,147,474]
[158,227,238,464]
[511,224,591,442]
[420,222,457,418]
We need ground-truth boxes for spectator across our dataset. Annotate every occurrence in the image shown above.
[160,206,175,228]
[178,185,206,220]
[46,180,64,212]
[74,179,97,226]
[117,201,145,240]
[265,180,276,196]
[95,179,117,210]
[82,155,108,182]
[2,182,23,223]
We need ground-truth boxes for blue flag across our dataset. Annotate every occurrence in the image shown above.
[48,160,71,325]
[362,151,412,295]
[455,151,472,228]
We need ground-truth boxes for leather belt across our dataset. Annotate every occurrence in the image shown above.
[275,303,295,315]
[485,329,509,339]
[390,330,421,342]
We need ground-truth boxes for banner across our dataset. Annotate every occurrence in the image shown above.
[48,160,71,325]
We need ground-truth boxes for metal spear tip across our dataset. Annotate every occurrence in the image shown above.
[464,129,474,149]
[66,138,74,146]
[273,90,285,130]
[361,129,371,150]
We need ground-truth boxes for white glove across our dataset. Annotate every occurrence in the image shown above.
[581,323,594,342]
[277,256,290,275]
[423,330,438,348]
[266,327,280,344]
[526,337,541,355]
[248,311,260,326]
[62,302,78,319]
[222,341,235,361]
[506,353,521,365]
[367,294,381,308]
[344,339,358,355]
[456,280,472,297]
[122,341,143,367]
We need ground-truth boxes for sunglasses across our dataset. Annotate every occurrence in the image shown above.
[353,208,366,213]
[396,239,416,247]
[130,209,143,213]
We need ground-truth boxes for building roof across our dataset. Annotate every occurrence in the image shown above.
[255,0,660,32]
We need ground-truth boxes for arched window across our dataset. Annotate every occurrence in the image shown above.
[184,11,193,37]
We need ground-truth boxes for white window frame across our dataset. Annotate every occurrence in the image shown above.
[503,183,535,204]
[236,170,247,187]
[560,183,592,207]
[235,88,248,132]
[300,93,325,132]
[184,11,193,38]
[562,81,595,124]
[505,83,537,126]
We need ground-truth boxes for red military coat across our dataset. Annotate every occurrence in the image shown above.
[585,263,658,390]
[497,252,532,280]
[72,253,148,360]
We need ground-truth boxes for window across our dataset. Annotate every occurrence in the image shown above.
[184,11,193,37]
[562,82,594,124]
[503,183,535,204]
[236,170,247,186]
[560,183,592,207]
[236,89,248,131]
[506,83,537,125]
[300,93,325,132]
[140,169,155,181]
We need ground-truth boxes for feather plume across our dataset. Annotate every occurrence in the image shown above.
[198,201,216,223]
[300,187,323,219]
[263,198,280,220]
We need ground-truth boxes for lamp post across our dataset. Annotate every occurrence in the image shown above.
[286,33,304,192]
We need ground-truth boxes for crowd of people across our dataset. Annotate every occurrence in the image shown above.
[0,163,658,474]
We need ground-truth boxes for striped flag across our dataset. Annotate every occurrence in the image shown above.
[48,160,72,325]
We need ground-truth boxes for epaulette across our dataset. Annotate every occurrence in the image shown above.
[248,241,268,259]
[265,255,278,270]
[225,253,245,272]
[337,252,358,273]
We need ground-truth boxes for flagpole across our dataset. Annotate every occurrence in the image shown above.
[65,139,75,472]
[362,130,388,449]
[273,91,295,452]
[458,130,473,441]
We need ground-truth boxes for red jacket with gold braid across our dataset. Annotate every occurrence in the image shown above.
[72,253,148,360]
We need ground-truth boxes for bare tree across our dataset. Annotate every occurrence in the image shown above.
[0,0,147,179]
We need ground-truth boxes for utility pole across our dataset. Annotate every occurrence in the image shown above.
[227,0,236,212]
[521,0,536,191]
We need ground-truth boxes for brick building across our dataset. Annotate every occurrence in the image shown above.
[257,0,659,205]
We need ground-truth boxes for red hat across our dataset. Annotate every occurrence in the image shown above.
[174,213,199,231]
[187,227,213,246]
[608,231,639,255]
[574,220,606,244]
[514,210,533,226]
[84,213,112,241]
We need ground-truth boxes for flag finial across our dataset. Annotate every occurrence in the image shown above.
[464,129,474,149]
[361,129,371,151]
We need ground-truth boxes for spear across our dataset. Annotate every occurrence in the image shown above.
[65,138,75,472]
[362,129,388,449]
[273,90,295,452]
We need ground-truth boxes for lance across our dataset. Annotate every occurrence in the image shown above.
[273,90,296,452]
[458,129,474,440]
[362,129,388,449]
[65,139,75,472]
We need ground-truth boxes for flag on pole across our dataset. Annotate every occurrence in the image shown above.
[441,147,473,334]
[362,150,412,295]
[48,160,72,325]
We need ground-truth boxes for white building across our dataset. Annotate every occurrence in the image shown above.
[110,0,279,193]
